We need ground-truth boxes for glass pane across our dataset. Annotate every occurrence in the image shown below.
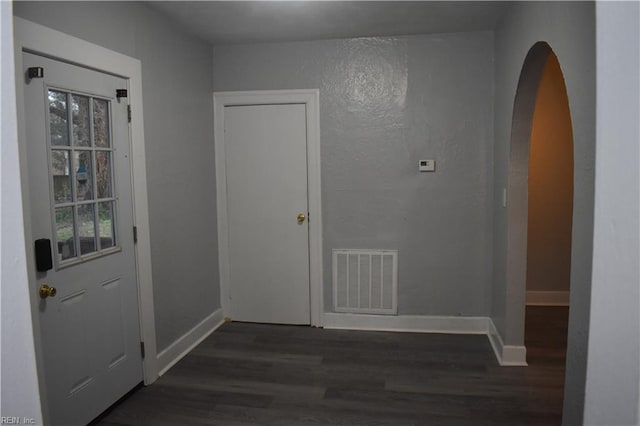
[55,207,76,260]
[98,202,116,249]
[71,94,91,147]
[95,151,112,199]
[74,151,94,201]
[51,150,72,204]
[93,99,110,148]
[78,204,97,255]
[48,90,69,146]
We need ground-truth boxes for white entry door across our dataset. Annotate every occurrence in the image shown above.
[22,52,143,425]
[224,104,311,324]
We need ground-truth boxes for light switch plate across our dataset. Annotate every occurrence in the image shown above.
[419,159,436,172]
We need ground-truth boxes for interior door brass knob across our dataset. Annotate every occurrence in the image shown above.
[39,284,57,299]
[297,213,306,223]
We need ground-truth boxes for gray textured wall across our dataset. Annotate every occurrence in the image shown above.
[585,2,640,424]
[14,1,220,352]
[491,2,595,424]
[2,2,44,423]
[213,32,495,317]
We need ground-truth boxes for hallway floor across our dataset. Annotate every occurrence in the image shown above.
[94,306,568,426]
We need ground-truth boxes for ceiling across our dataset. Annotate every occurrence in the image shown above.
[146,1,512,46]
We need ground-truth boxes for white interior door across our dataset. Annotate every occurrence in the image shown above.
[225,104,311,324]
[22,52,142,426]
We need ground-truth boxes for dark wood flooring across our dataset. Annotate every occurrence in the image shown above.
[94,306,568,426]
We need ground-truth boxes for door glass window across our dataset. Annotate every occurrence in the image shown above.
[93,98,110,148]
[49,90,69,146]
[55,207,76,260]
[98,202,116,249]
[51,150,72,203]
[71,94,91,147]
[47,89,119,265]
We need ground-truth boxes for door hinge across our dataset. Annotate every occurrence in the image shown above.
[127,105,132,123]
[117,89,128,99]
[133,226,138,243]
[140,342,145,359]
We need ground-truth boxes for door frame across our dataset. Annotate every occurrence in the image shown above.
[13,18,159,406]
[213,90,324,326]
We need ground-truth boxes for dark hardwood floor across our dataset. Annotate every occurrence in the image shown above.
[94,306,568,426]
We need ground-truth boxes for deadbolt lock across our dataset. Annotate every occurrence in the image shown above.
[297,213,306,223]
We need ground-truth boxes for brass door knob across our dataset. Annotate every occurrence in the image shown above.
[297,213,306,223]
[39,284,57,299]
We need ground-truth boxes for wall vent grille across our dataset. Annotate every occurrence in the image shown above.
[332,249,398,315]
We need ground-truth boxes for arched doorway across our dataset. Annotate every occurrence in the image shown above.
[526,52,574,310]
[507,41,574,420]
[525,49,574,417]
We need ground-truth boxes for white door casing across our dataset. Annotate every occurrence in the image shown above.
[213,90,323,326]
[13,18,158,421]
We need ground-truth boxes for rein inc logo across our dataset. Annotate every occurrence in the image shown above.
[1,418,35,425]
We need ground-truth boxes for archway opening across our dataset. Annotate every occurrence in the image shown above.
[524,49,573,417]
[507,42,574,423]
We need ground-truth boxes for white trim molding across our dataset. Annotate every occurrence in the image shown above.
[213,89,323,326]
[526,291,570,306]
[488,319,528,366]
[157,309,225,376]
[324,313,528,367]
[323,313,489,334]
[13,18,158,384]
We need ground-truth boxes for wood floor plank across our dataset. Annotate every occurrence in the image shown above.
[160,374,327,401]
[93,307,567,425]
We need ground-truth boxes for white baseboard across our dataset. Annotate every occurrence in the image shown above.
[487,319,528,366]
[322,313,490,334]
[322,313,527,367]
[156,308,225,376]
[155,310,526,373]
[526,291,570,306]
